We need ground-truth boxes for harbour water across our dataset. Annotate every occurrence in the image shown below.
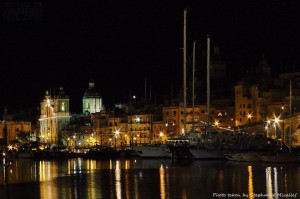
[1,157,300,199]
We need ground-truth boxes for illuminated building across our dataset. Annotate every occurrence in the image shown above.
[39,87,70,146]
[82,79,103,114]
[0,121,32,145]
[0,108,36,146]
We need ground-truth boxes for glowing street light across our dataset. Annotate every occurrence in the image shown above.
[115,129,120,148]
[274,116,280,144]
[159,131,164,143]
[247,113,252,122]
[265,120,271,138]
[247,113,252,130]
[214,120,219,127]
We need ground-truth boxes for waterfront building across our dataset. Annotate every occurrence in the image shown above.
[152,121,165,142]
[82,79,103,114]
[234,56,300,144]
[0,121,32,146]
[39,87,70,146]
[0,108,37,148]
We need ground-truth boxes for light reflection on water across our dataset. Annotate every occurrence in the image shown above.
[1,158,300,199]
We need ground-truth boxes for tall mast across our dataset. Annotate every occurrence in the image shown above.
[129,91,133,148]
[289,80,292,150]
[192,41,196,133]
[183,9,187,135]
[206,35,211,130]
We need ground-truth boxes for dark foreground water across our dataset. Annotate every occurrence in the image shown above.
[1,157,300,199]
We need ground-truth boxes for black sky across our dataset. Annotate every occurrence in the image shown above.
[1,0,300,113]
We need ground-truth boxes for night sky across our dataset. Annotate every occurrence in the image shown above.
[1,0,300,114]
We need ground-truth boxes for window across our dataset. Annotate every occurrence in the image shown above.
[61,102,65,111]
[173,111,176,115]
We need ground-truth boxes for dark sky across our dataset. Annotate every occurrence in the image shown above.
[1,0,300,113]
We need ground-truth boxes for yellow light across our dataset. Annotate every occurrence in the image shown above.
[214,120,219,127]
[274,117,279,124]
[8,145,13,150]
[159,131,164,137]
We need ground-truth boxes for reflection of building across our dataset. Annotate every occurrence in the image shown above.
[39,87,70,146]
[82,79,103,114]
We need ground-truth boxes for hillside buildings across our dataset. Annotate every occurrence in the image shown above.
[1,54,300,149]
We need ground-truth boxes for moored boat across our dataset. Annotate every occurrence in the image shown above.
[133,144,171,158]
[166,137,195,160]
[84,145,121,159]
[259,147,300,163]
[189,148,227,160]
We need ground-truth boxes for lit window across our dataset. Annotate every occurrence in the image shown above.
[61,102,65,111]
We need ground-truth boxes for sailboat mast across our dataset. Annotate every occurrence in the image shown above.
[289,80,292,149]
[192,41,196,133]
[183,9,187,134]
[206,35,211,129]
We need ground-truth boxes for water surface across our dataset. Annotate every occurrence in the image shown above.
[1,158,300,198]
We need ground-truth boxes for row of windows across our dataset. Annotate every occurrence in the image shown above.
[165,110,216,115]
[239,111,252,116]
[104,127,151,132]
[239,104,252,108]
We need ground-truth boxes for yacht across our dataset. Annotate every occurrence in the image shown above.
[259,146,300,163]
[133,144,172,158]
[225,152,261,162]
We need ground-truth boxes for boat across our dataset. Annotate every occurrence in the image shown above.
[133,144,172,158]
[225,151,260,162]
[166,13,197,161]
[259,146,300,163]
[259,151,300,163]
[166,137,195,160]
[83,145,121,159]
[190,148,227,160]
[224,153,241,161]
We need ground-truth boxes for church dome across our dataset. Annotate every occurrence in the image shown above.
[83,80,101,98]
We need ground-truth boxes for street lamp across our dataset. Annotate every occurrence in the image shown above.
[115,129,120,148]
[247,113,252,123]
[247,113,252,131]
[214,120,219,127]
[265,120,271,138]
[159,131,164,143]
[274,116,280,145]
